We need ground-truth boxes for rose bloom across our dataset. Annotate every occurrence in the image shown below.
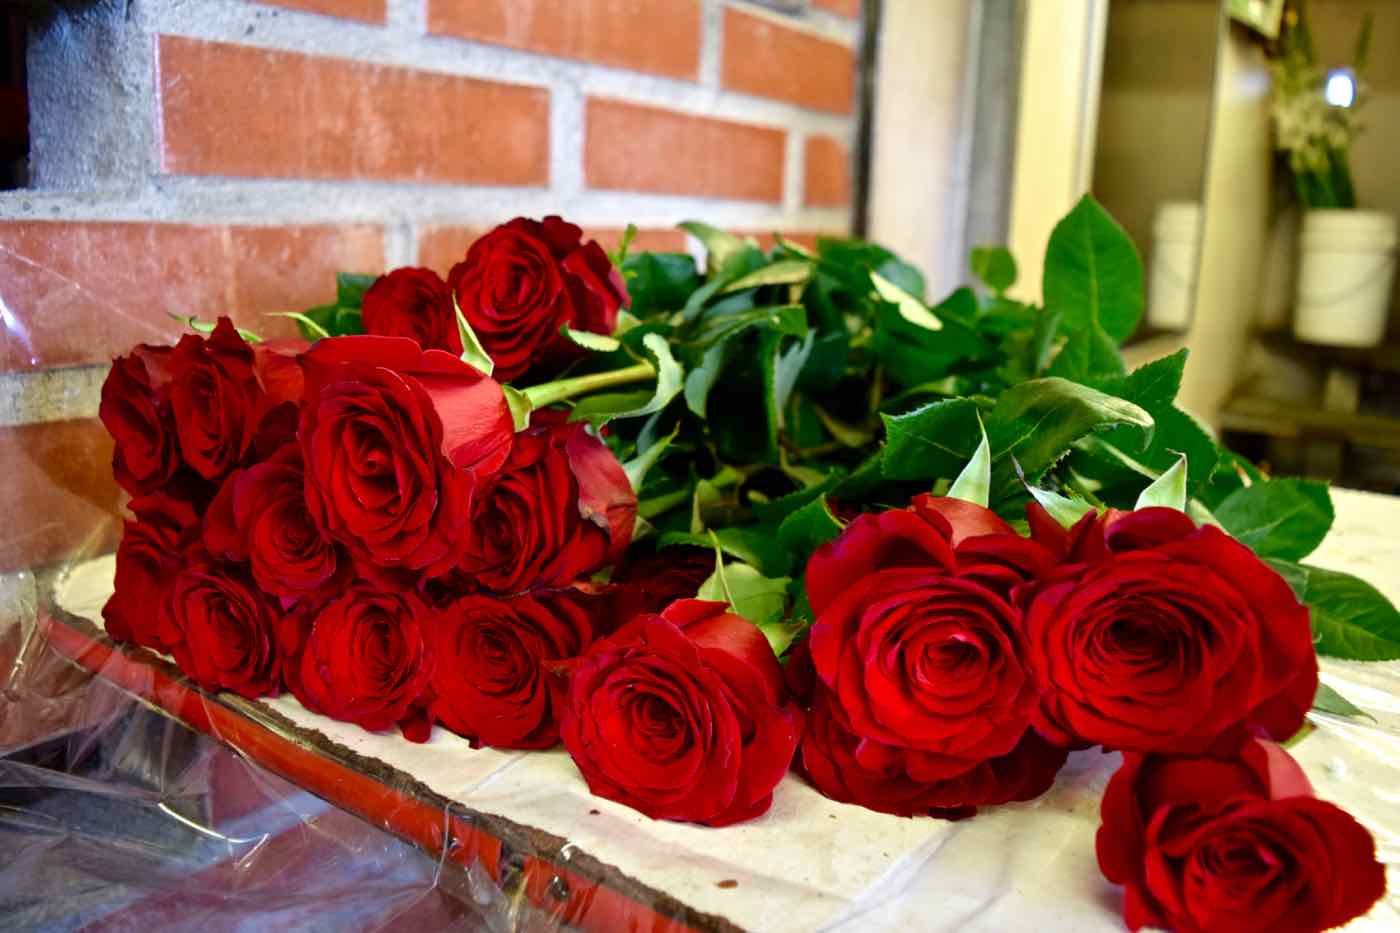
[559,599,802,826]
[456,413,635,594]
[103,493,199,652]
[100,344,182,497]
[361,267,461,355]
[806,495,1058,780]
[800,688,1067,818]
[164,546,282,698]
[430,589,596,749]
[447,216,628,381]
[1022,506,1317,754]
[203,443,341,601]
[279,584,435,741]
[298,335,514,580]
[1097,737,1385,933]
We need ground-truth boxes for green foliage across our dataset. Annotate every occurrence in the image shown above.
[1215,478,1334,561]
[1267,559,1400,661]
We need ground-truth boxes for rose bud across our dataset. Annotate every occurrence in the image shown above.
[100,345,182,497]
[279,584,435,740]
[103,493,200,652]
[806,496,1059,780]
[447,216,628,381]
[298,335,514,580]
[456,413,635,595]
[202,443,340,601]
[1097,737,1386,933]
[167,317,275,481]
[361,267,461,355]
[164,546,282,699]
[800,688,1067,818]
[429,589,596,750]
[559,599,802,827]
[1022,507,1318,754]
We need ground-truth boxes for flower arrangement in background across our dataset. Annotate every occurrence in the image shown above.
[1269,0,1373,208]
[99,202,1397,932]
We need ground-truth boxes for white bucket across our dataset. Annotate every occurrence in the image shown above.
[1256,207,1298,331]
[1294,209,1397,348]
[1147,202,1201,331]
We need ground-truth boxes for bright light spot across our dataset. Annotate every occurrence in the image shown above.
[1326,69,1356,108]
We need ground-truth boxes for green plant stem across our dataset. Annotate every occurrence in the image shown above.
[521,361,655,408]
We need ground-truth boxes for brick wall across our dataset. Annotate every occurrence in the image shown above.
[0,0,863,573]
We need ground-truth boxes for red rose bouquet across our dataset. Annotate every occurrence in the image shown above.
[98,204,1395,931]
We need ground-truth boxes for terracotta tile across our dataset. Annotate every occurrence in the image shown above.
[721,8,855,114]
[0,221,384,371]
[812,0,862,17]
[156,35,550,185]
[803,135,851,206]
[0,419,122,572]
[585,98,786,202]
[428,0,701,80]
[250,0,385,23]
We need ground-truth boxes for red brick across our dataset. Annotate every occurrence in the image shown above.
[0,419,122,572]
[0,222,384,371]
[734,230,832,252]
[428,0,701,80]
[722,8,855,114]
[803,135,851,206]
[418,225,689,277]
[250,0,385,23]
[585,98,786,202]
[156,36,550,185]
[812,0,862,17]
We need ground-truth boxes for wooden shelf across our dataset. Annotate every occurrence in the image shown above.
[1220,395,1400,452]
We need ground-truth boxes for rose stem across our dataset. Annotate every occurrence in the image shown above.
[520,360,656,408]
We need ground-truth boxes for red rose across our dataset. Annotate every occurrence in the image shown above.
[168,317,272,481]
[429,589,595,749]
[103,493,199,652]
[605,545,715,626]
[800,688,1067,818]
[1098,738,1386,933]
[203,443,340,601]
[362,267,461,355]
[279,583,435,739]
[447,216,628,381]
[298,335,514,579]
[165,547,282,699]
[806,496,1056,779]
[559,599,802,826]
[1022,507,1318,754]
[456,414,635,594]
[100,345,183,496]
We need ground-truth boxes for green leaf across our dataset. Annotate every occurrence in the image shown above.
[1043,194,1144,344]
[1312,682,1376,722]
[660,527,789,578]
[452,294,495,377]
[502,385,532,432]
[872,271,941,331]
[683,341,730,418]
[1134,453,1187,511]
[623,424,676,493]
[874,287,991,388]
[560,324,621,353]
[624,252,701,317]
[882,397,983,482]
[263,311,330,340]
[694,304,807,347]
[571,333,684,423]
[720,260,813,294]
[1047,323,1125,381]
[986,377,1154,493]
[336,272,377,309]
[1215,479,1334,560]
[874,258,925,300]
[777,495,844,568]
[947,415,991,507]
[1092,350,1187,414]
[679,221,752,275]
[970,245,1017,295]
[609,223,638,266]
[1266,559,1400,661]
[1025,484,1096,529]
[697,556,794,656]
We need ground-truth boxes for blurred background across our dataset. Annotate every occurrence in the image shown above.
[0,1,1398,924]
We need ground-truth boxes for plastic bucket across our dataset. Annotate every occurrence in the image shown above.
[1294,209,1397,348]
[1147,202,1201,331]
